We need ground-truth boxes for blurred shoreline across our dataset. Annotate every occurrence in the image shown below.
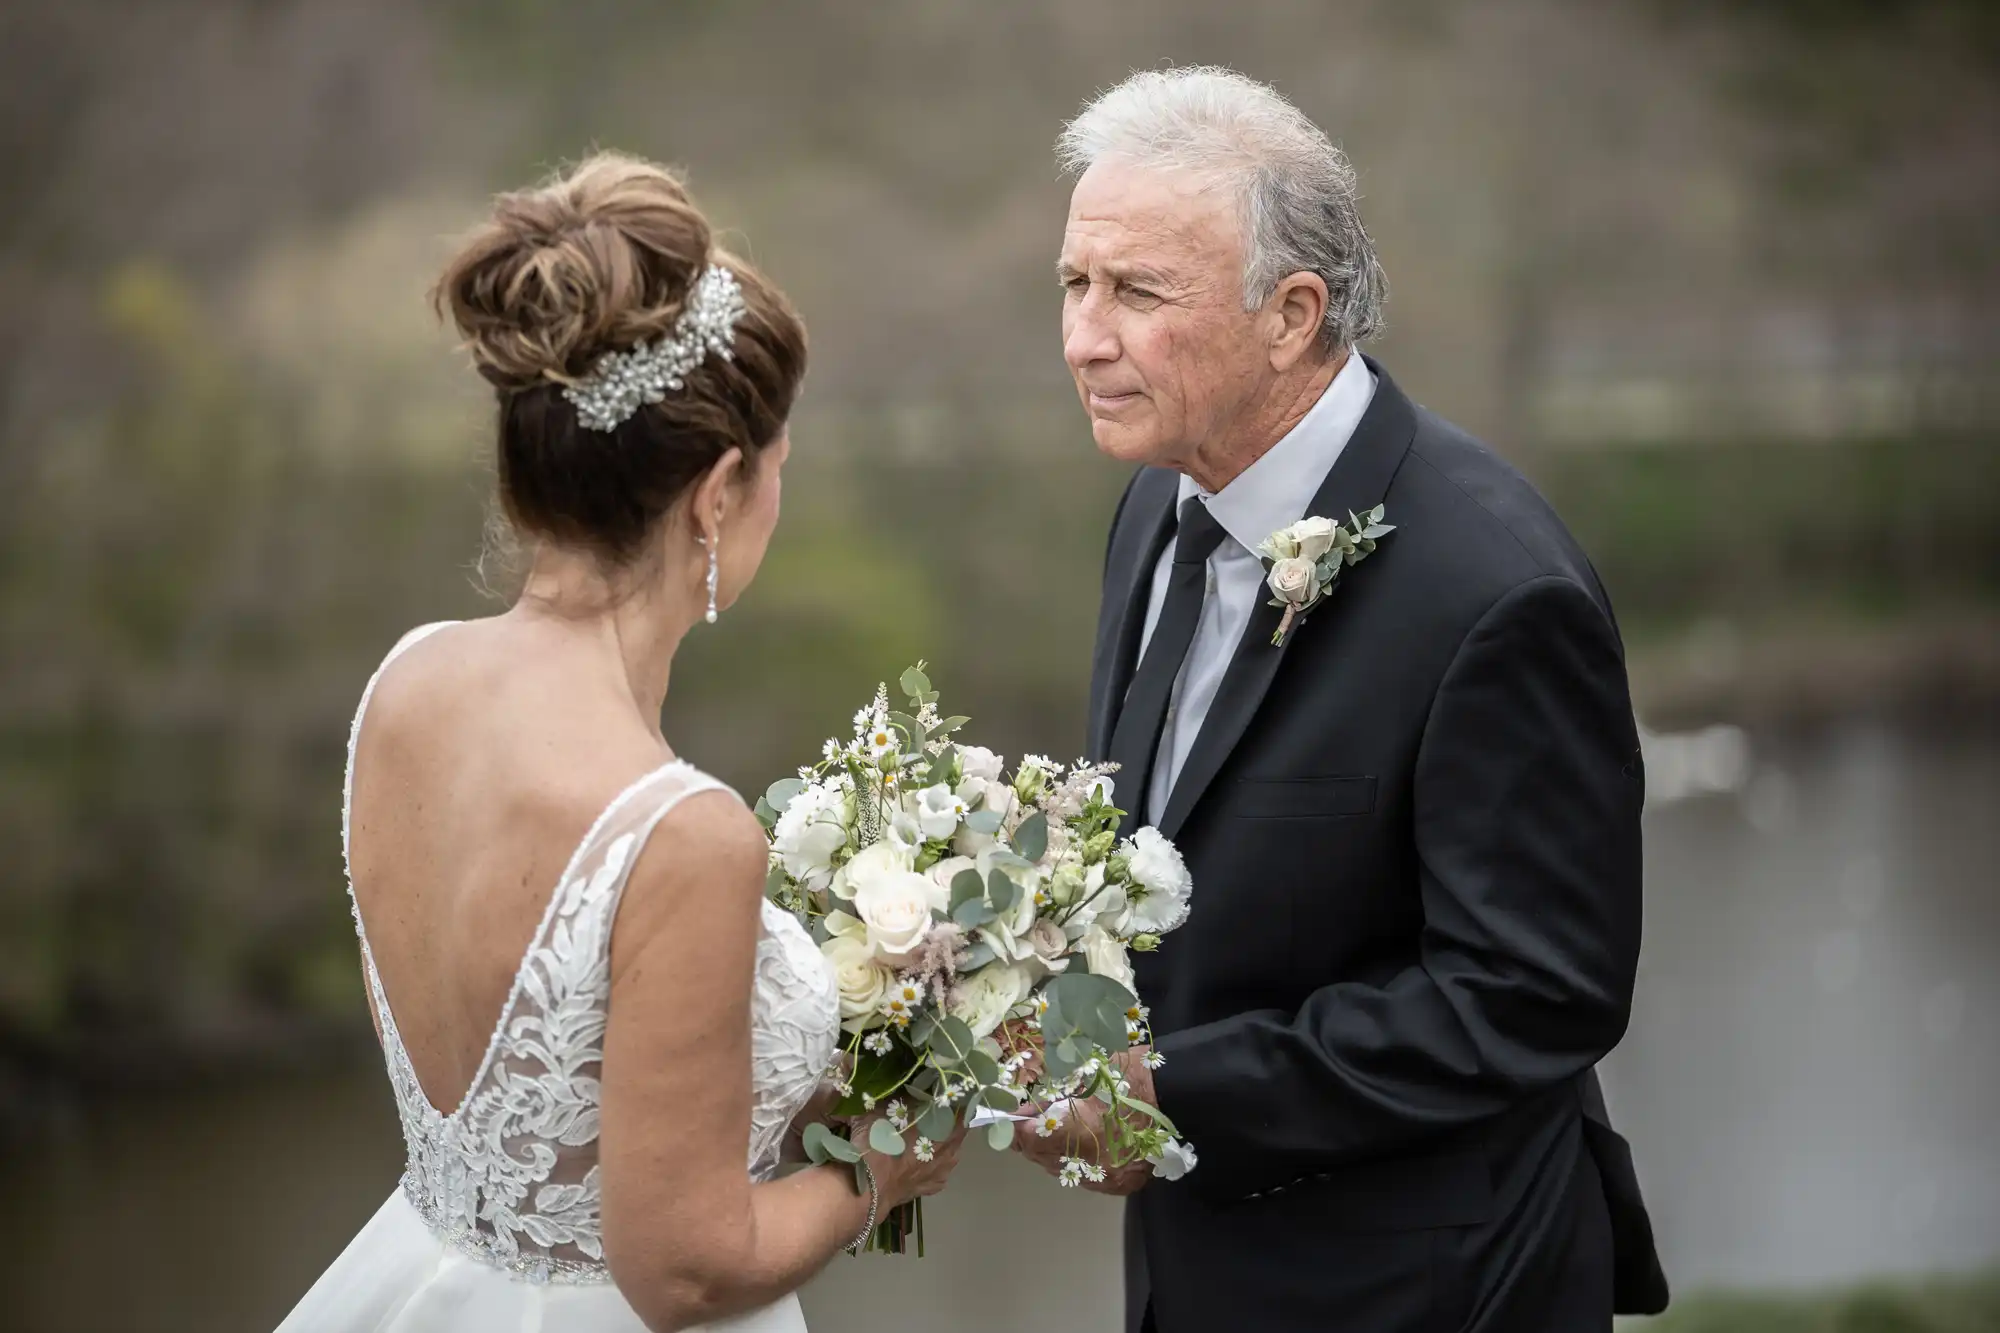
[2,626,1992,1118]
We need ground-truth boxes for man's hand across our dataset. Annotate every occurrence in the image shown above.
[1009,1046,1160,1197]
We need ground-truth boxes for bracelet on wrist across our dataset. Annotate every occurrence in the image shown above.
[843,1157,880,1256]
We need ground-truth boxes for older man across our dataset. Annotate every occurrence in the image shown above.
[1014,68,1669,1331]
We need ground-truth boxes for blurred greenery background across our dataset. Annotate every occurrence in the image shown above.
[0,1,1994,1329]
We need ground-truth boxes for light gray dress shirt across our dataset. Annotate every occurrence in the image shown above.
[1135,353,1377,824]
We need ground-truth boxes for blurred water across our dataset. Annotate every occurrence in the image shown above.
[1,716,1992,1332]
[1606,715,2000,1289]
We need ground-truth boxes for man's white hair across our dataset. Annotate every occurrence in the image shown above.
[1057,66,1386,351]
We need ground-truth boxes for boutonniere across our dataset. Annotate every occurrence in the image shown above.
[1255,506,1396,647]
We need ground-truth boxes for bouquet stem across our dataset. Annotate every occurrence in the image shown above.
[862,1199,924,1256]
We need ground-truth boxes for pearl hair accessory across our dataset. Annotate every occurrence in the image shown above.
[562,264,748,432]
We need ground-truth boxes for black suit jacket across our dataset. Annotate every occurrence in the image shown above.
[1089,361,1668,1333]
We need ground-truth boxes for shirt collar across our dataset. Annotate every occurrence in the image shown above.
[1178,350,1377,556]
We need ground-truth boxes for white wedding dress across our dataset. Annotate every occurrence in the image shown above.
[278,623,841,1332]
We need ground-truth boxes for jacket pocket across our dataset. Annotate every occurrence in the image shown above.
[1232,775,1376,819]
[1245,1147,1495,1233]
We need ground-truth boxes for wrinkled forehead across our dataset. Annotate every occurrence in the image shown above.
[1060,160,1242,277]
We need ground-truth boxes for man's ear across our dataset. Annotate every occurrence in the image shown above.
[1265,272,1329,372]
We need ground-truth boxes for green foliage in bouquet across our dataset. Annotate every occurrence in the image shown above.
[754,665,1196,1252]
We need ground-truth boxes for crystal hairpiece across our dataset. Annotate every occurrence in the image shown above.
[563,264,748,432]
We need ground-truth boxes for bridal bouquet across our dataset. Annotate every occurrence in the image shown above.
[755,665,1197,1253]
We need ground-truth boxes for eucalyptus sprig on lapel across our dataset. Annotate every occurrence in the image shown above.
[1255,506,1395,647]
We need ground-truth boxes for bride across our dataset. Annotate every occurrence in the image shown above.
[278,152,964,1332]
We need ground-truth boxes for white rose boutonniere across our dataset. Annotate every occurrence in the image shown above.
[1255,505,1396,646]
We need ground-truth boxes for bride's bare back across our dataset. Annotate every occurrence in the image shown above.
[346,615,675,1114]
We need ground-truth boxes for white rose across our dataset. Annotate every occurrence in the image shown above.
[948,962,1033,1039]
[851,871,936,964]
[770,783,847,880]
[1124,827,1193,934]
[958,745,1005,785]
[1267,555,1317,607]
[981,781,1018,826]
[821,933,894,1025]
[1149,1139,1198,1181]
[1026,918,1071,978]
[831,840,912,902]
[1080,926,1135,991]
[925,855,976,915]
[1291,515,1339,561]
[915,784,968,841]
[1258,527,1302,562]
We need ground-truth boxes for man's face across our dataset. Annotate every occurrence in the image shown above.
[1059,161,1268,470]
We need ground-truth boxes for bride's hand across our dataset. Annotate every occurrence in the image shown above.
[853,1114,969,1210]
[781,1057,853,1163]
[798,1054,853,1129]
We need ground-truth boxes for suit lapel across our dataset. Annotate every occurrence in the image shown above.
[1089,468,1179,760]
[1157,359,1419,839]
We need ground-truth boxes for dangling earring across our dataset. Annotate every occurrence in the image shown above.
[704,536,720,624]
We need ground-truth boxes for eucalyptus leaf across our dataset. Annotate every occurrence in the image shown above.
[952,897,996,929]
[964,1049,1001,1086]
[1012,811,1049,863]
[987,1119,1016,1151]
[948,869,986,913]
[1080,1005,1129,1053]
[888,712,922,750]
[917,1099,956,1141]
[935,715,971,736]
[987,869,1018,915]
[1038,986,1068,1038]
[932,1015,977,1064]
[900,666,932,700]
[752,797,779,831]
[763,865,789,900]
[963,809,1004,835]
[867,1119,907,1157]
[763,777,807,814]
[957,940,996,972]
[923,743,958,788]
[906,1012,938,1049]
[803,1122,860,1164]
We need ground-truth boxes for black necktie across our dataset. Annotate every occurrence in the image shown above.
[1108,496,1229,825]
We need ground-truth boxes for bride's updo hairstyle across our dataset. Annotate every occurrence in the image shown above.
[434,152,806,565]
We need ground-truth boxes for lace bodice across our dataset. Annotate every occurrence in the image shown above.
[342,623,840,1285]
